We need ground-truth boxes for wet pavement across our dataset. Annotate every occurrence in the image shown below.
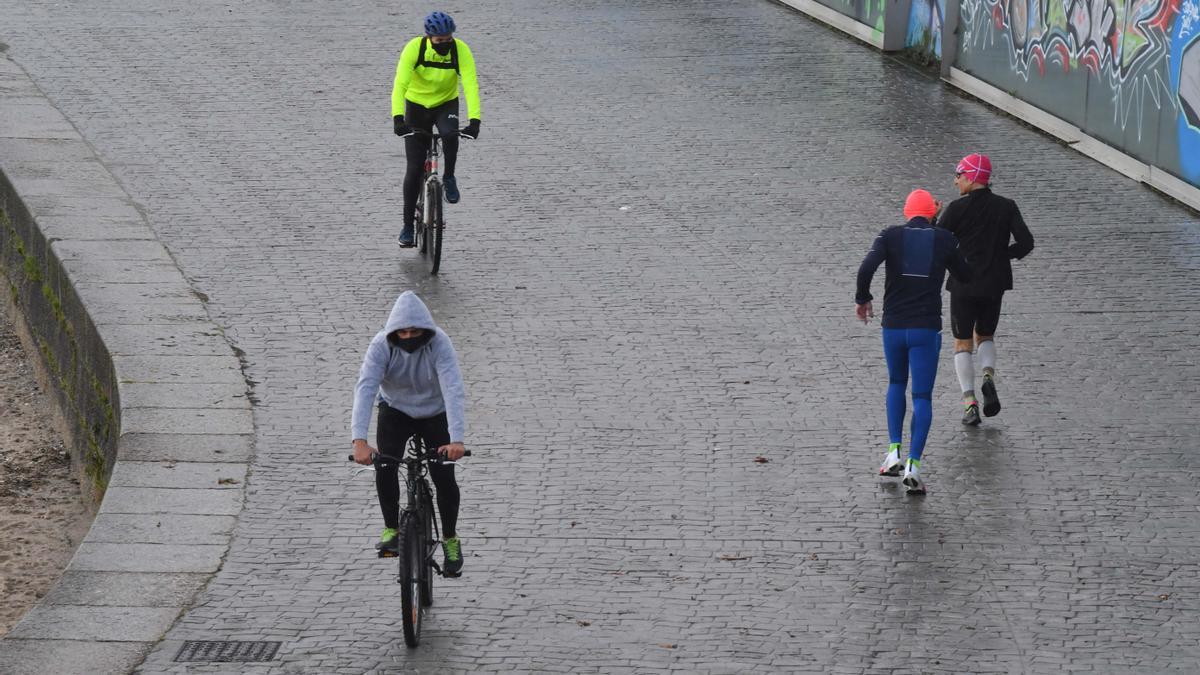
[2,0,1200,672]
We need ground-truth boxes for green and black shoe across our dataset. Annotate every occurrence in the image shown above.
[442,536,463,576]
[376,527,399,557]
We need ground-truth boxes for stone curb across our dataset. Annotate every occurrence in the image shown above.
[0,54,253,674]
[773,0,1200,213]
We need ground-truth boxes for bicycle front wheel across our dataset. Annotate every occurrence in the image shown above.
[419,491,436,607]
[399,516,424,648]
[429,183,444,275]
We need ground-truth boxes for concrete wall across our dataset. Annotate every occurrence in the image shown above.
[0,133,120,504]
[0,53,253,673]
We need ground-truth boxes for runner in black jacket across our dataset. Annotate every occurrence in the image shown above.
[938,153,1034,425]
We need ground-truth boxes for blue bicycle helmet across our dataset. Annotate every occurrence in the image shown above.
[424,11,456,36]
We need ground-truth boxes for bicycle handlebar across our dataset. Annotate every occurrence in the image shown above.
[347,449,472,464]
[403,128,475,140]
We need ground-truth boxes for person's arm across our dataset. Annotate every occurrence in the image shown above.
[456,40,481,123]
[936,200,959,234]
[946,238,974,284]
[1008,203,1034,260]
[855,229,887,306]
[431,332,466,458]
[391,38,420,118]
[350,337,388,462]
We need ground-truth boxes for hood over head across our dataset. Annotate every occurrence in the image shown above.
[384,291,438,334]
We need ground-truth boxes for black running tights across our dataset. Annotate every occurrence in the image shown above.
[374,404,460,537]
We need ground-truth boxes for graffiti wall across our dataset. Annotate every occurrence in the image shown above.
[813,0,888,33]
[956,0,1200,186]
[907,0,947,60]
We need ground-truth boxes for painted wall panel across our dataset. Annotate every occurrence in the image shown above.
[812,0,889,31]
[907,0,947,59]
[955,0,1200,187]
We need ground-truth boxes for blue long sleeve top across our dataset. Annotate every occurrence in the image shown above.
[855,217,973,330]
[351,291,466,443]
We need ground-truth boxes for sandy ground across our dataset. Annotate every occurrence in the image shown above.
[0,300,92,637]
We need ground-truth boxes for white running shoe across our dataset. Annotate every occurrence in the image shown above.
[878,447,903,477]
[902,459,926,495]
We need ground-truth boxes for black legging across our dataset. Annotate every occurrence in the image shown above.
[375,404,460,538]
[403,98,460,230]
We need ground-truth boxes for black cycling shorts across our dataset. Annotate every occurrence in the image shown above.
[950,294,1003,340]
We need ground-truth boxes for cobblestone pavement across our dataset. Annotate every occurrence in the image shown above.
[4,0,1200,672]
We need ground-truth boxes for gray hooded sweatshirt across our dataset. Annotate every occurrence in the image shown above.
[351,291,466,443]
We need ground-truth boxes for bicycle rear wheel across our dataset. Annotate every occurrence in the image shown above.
[419,179,438,257]
[429,183,444,275]
[399,515,423,648]
[412,182,426,252]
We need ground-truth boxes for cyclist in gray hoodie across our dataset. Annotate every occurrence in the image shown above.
[351,290,467,574]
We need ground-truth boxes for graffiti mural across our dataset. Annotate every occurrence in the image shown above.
[957,0,1200,185]
[1172,0,1200,179]
[907,0,947,60]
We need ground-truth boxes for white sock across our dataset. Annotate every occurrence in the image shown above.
[978,340,996,376]
[954,351,975,395]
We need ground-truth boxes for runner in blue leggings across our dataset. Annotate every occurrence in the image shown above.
[855,189,972,494]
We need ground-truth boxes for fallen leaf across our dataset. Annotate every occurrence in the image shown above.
[657,643,677,649]
[217,477,240,485]
[576,620,591,627]
[1158,593,1171,601]
[718,554,751,561]
[753,456,769,464]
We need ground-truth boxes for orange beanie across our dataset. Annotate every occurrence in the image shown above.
[903,189,937,220]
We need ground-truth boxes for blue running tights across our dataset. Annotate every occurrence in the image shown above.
[881,328,942,461]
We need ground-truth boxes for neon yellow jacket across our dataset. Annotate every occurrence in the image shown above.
[391,36,481,120]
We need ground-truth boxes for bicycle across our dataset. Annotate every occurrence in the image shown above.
[348,438,471,647]
[407,127,471,275]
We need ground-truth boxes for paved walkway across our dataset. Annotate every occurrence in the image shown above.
[3,0,1200,672]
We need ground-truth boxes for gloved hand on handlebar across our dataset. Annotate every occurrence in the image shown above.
[393,115,412,137]
[460,118,481,140]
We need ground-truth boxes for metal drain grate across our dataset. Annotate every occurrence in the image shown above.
[175,641,282,662]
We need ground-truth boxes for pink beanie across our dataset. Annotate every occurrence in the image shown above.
[903,189,938,220]
[956,153,992,185]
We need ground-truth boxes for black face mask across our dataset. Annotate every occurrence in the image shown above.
[431,39,453,56]
[390,330,433,353]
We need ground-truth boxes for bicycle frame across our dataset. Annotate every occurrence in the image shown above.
[409,128,447,273]
[397,437,443,575]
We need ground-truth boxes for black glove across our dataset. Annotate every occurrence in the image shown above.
[393,115,411,137]
[461,118,481,139]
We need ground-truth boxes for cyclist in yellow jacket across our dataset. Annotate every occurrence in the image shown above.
[392,11,481,247]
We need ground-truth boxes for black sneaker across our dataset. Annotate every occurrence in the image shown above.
[962,402,981,426]
[442,536,463,576]
[980,376,1001,417]
[444,176,460,204]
